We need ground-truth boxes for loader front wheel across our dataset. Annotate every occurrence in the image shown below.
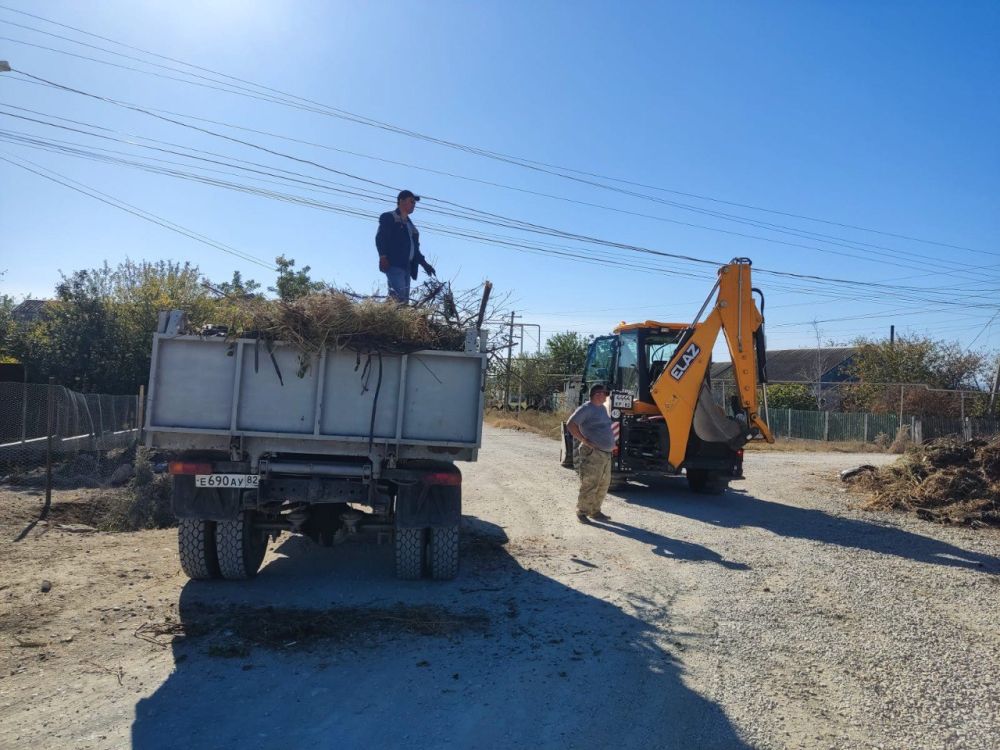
[687,469,729,494]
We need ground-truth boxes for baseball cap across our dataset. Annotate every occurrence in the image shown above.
[397,189,421,203]
[589,383,609,397]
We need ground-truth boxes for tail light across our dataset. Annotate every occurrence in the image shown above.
[422,471,462,486]
[169,461,213,475]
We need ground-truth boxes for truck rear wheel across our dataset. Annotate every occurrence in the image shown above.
[215,511,268,580]
[428,525,459,580]
[178,519,220,580]
[395,527,425,580]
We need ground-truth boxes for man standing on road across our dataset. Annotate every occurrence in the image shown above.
[566,384,616,523]
[376,189,436,303]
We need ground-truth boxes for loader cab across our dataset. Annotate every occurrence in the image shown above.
[582,325,688,407]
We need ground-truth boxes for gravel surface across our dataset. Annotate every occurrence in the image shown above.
[1,426,998,749]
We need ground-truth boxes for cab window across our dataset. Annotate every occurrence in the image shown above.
[617,331,639,395]
[646,337,679,384]
[584,336,616,392]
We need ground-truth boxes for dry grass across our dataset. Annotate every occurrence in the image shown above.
[485,409,889,454]
[847,437,1000,527]
[217,282,481,379]
[484,409,567,441]
[888,425,914,454]
[745,438,886,454]
[95,449,174,532]
[235,289,466,355]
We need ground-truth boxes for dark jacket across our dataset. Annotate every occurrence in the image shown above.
[376,210,426,280]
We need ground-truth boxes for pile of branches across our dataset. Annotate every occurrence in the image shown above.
[222,280,492,363]
[848,437,1000,527]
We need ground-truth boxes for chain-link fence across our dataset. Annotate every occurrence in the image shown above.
[762,407,1000,443]
[0,381,139,475]
[706,379,1000,443]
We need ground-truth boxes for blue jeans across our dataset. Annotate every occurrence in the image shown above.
[385,267,410,303]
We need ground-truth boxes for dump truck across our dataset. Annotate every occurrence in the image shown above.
[563,258,774,491]
[145,319,487,581]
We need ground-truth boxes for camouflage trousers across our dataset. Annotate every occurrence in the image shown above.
[577,444,612,515]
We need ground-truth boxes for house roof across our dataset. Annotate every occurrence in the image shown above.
[712,347,857,383]
[11,299,51,322]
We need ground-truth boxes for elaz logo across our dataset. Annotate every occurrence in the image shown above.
[670,343,701,380]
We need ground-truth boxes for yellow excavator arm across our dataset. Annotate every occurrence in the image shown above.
[649,259,775,469]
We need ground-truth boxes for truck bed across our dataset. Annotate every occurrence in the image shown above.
[145,334,486,462]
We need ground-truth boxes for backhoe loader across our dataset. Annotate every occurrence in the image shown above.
[562,258,774,491]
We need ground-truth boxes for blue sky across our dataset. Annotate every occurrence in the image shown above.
[1,1,998,357]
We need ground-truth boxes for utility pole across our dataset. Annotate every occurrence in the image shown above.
[517,323,524,416]
[517,323,542,354]
[504,311,519,410]
[890,325,895,347]
[989,358,1000,411]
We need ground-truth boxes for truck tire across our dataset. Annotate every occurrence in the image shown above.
[215,511,268,580]
[395,527,425,580]
[178,519,220,580]
[687,469,730,494]
[609,471,629,492]
[428,525,459,580]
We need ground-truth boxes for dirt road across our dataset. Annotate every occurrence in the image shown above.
[2,426,998,749]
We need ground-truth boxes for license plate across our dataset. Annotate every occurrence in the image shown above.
[611,391,634,409]
[194,474,259,489]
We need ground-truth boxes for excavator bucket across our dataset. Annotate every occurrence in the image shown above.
[691,381,746,449]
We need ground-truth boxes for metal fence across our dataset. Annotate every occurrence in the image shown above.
[763,407,1000,443]
[0,381,139,474]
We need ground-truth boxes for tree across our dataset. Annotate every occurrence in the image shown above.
[214,270,262,299]
[842,335,990,417]
[269,255,325,301]
[544,331,588,378]
[9,260,220,393]
[509,353,556,408]
[766,383,818,411]
[0,295,15,362]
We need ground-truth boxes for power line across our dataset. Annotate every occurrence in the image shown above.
[3,33,997,282]
[0,3,989,257]
[0,151,277,271]
[4,78,993,313]
[3,107,996,316]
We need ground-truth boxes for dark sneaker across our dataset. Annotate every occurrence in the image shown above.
[576,512,590,524]
[588,511,611,521]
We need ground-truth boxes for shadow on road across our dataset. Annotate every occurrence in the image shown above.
[587,517,750,570]
[132,517,749,749]
[616,479,1000,574]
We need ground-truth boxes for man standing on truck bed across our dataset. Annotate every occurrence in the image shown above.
[566,383,615,523]
[376,189,436,303]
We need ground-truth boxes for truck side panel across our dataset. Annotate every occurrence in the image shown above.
[147,336,485,452]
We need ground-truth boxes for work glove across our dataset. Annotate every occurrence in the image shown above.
[422,262,436,277]
[378,255,390,273]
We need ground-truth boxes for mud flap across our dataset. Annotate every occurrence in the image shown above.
[171,475,242,520]
[395,484,461,528]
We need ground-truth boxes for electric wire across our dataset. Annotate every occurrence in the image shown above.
[4,112,995,315]
[0,4,986,257]
[1,34,995,279]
